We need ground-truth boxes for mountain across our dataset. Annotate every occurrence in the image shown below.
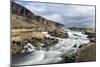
[11,2,64,31]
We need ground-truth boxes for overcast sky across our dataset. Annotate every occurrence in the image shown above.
[15,1,95,28]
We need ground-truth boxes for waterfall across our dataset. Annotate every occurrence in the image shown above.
[12,28,90,66]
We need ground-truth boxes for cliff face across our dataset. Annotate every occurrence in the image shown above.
[11,2,64,30]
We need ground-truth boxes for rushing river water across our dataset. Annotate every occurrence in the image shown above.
[12,28,90,66]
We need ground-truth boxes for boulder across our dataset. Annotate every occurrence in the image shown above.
[48,29,68,38]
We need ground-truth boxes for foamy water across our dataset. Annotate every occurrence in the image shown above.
[12,29,90,66]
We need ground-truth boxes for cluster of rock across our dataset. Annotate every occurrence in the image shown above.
[48,29,68,38]
[84,31,96,43]
[40,37,59,47]
[11,41,24,56]
[30,37,59,47]
[11,36,59,56]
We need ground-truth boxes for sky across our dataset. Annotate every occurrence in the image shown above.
[15,1,95,28]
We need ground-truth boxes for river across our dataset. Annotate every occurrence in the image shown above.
[12,28,90,66]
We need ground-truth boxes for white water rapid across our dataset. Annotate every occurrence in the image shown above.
[12,28,90,66]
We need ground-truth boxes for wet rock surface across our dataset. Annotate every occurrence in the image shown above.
[48,29,68,38]
[84,31,96,42]
[30,37,59,47]
[11,36,59,56]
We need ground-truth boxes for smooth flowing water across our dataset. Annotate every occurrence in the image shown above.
[12,29,90,66]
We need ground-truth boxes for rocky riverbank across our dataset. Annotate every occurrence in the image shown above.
[11,33,59,56]
[12,27,91,65]
[75,42,96,62]
[68,27,96,62]
[11,28,69,56]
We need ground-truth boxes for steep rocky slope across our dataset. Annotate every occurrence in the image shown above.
[11,2,64,30]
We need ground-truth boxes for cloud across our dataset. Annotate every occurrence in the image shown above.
[15,1,95,28]
[43,14,64,23]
